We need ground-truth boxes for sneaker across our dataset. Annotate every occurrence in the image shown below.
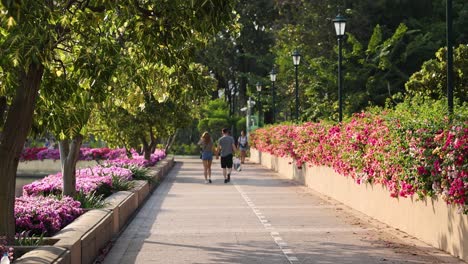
[227,173,231,182]
[208,179,212,183]
[224,179,228,183]
[205,180,209,184]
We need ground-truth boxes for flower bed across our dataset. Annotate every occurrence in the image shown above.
[250,112,467,213]
[19,147,166,163]
[15,196,83,236]
[15,148,167,242]
[22,165,133,196]
[0,238,13,261]
[106,149,166,167]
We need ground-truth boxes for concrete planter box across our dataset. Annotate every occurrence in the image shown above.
[148,157,174,190]
[14,156,175,264]
[147,169,162,191]
[103,191,138,235]
[250,148,468,262]
[132,180,150,207]
[48,209,113,264]
[14,246,70,264]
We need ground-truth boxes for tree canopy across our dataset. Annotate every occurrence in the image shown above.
[0,0,237,239]
[201,0,467,123]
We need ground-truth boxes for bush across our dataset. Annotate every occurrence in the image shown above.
[0,238,13,262]
[23,165,133,196]
[250,101,467,213]
[169,143,199,155]
[19,147,166,165]
[15,196,83,236]
[74,191,107,209]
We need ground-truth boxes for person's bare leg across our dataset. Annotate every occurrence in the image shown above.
[203,160,208,181]
[207,160,212,183]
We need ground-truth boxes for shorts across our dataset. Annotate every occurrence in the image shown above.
[239,145,248,151]
[202,151,213,161]
[220,154,233,168]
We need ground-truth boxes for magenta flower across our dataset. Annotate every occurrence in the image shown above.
[15,196,83,236]
[23,165,133,196]
[250,112,467,212]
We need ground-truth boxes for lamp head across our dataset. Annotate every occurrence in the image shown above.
[270,68,277,82]
[292,50,301,66]
[256,82,262,92]
[333,14,347,37]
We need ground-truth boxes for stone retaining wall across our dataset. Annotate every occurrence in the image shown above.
[14,156,175,264]
[17,160,99,174]
[250,148,468,262]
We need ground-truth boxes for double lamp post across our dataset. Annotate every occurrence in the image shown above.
[264,50,301,124]
[257,13,346,124]
[260,7,452,124]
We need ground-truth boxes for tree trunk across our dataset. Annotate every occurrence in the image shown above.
[0,62,44,241]
[0,96,7,124]
[141,136,151,160]
[149,129,157,153]
[150,143,157,154]
[164,130,178,153]
[59,135,83,197]
[125,147,132,158]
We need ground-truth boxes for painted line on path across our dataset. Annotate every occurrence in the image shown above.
[234,184,300,264]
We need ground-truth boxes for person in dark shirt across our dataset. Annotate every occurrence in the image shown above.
[216,128,237,183]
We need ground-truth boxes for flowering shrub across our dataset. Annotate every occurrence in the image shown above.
[106,149,166,168]
[19,147,166,168]
[250,112,467,213]
[15,196,83,236]
[79,148,129,161]
[0,238,13,261]
[17,147,167,237]
[19,147,47,161]
[23,165,133,196]
[21,147,125,161]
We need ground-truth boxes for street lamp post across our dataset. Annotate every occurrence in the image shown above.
[292,50,301,120]
[446,0,454,116]
[256,82,262,125]
[210,70,219,100]
[270,68,277,123]
[333,14,347,122]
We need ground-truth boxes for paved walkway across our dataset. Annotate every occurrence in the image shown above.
[103,158,464,264]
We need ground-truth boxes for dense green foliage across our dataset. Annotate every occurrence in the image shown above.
[198,99,232,140]
[0,0,238,239]
[201,0,467,123]
[405,44,468,102]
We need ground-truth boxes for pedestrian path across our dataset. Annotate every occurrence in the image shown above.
[103,158,464,264]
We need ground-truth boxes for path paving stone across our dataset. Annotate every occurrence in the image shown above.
[102,158,465,264]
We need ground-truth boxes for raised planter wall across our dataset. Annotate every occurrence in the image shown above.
[17,160,99,174]
[250,148,468,262]
[15,156,175,264]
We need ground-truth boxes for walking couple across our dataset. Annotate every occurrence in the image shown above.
[198,128,237,184]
